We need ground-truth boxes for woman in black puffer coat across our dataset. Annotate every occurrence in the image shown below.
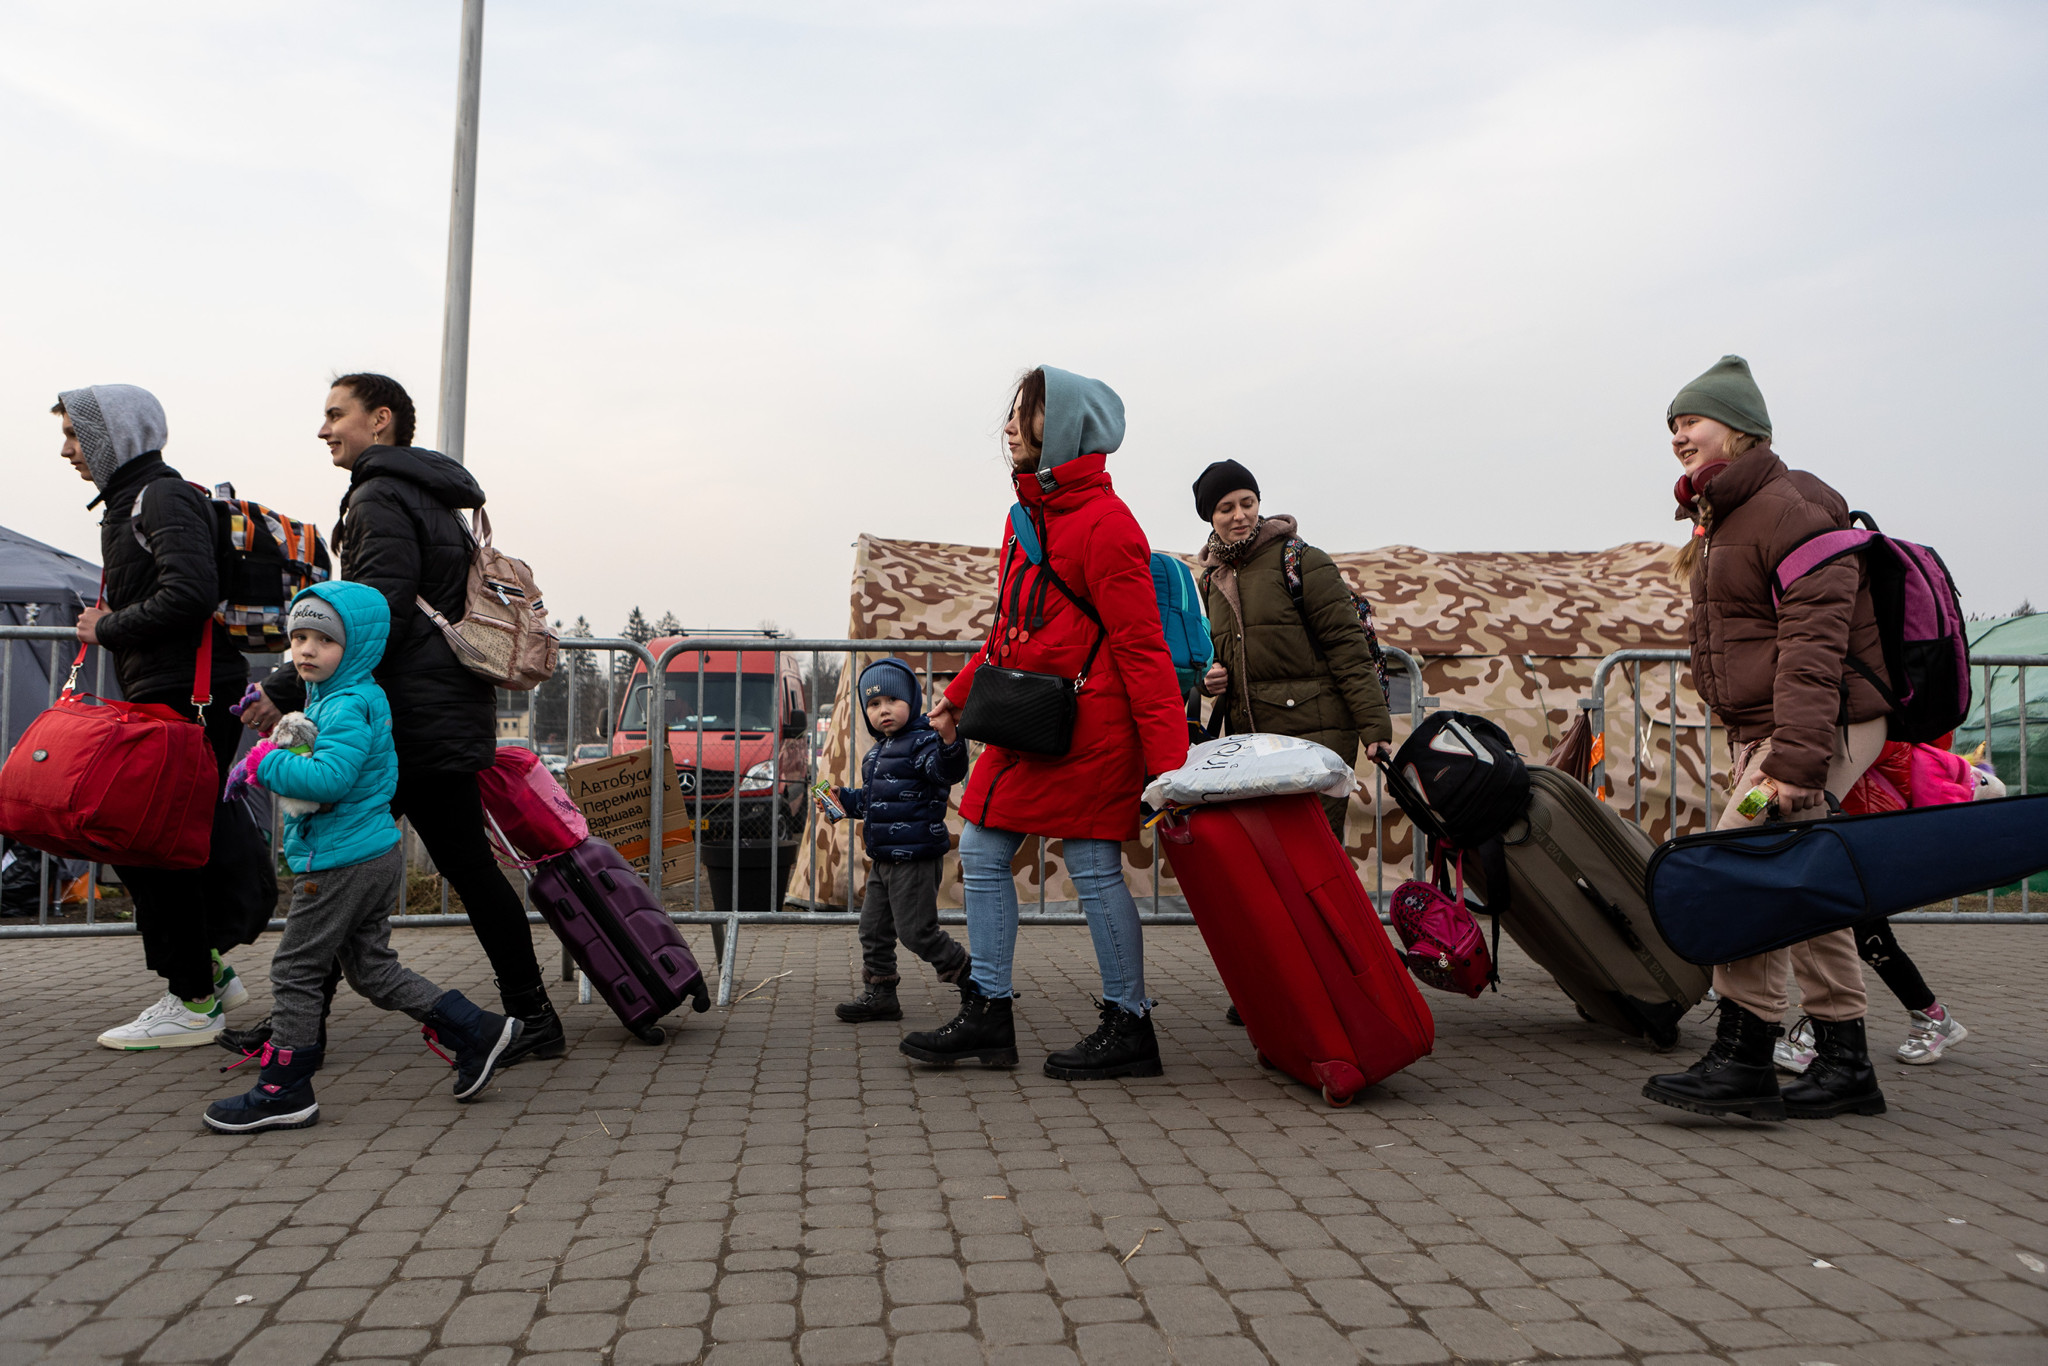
[241,374,564,1066]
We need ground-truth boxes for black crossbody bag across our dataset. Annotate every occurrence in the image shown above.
[959,518,1106,757]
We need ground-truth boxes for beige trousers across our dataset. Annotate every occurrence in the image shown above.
[1711,718,1888,1023]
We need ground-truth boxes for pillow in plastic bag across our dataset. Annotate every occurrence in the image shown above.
[1143,733,1358,809]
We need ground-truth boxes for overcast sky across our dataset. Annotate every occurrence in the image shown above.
[4,1,2042,639]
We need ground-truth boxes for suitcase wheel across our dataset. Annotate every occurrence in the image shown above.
[688,979,710,1013]
[1321,1085,1355,1109]
[632,1024,666,1046]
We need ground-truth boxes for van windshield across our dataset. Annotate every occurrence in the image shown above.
[620,673,778,733]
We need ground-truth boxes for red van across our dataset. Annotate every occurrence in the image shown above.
[610,638,810,855]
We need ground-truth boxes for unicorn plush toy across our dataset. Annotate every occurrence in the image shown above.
[224,713,324,817]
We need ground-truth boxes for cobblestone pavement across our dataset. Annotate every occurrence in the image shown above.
[1,921,2043,1366]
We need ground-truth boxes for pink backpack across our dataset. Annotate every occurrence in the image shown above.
[1390,851,1495,999]
[477,747,589,865]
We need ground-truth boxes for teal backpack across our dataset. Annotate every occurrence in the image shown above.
[1151,552,1212,696]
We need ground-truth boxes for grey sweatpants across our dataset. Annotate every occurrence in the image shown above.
[269,847,444,1050]
[860,857,968,985]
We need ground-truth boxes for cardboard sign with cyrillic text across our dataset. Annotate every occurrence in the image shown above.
[566,750,697,886]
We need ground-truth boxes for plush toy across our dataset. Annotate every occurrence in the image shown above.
[224,712,323,817]
[1963,742,2008,801]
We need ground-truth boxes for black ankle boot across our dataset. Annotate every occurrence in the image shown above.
[1044,1000,1163,1081]
[900,979,1016,1067]
[1643,998,1785,1120]
[497,979,567,1065]
[421,991,524,1102]
[836,979,903,1023]
[1782,1017,1887,1118]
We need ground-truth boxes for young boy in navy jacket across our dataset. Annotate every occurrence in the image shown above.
[825,659,971,1022]
[202,583,522,1132]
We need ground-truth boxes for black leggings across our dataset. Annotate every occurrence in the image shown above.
[391,768,543,994]
[118,693,253,1002]
[1854,916,1936,1014]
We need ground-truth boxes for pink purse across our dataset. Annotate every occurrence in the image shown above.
[1389,850,1495,999]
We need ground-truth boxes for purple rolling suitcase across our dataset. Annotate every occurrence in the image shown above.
[528,836,710,1044]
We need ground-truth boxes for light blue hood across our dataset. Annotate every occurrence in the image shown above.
[1037,366,1125,474]
[297,580,390,700]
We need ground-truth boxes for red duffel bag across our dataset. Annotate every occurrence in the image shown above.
[0,630,218,870]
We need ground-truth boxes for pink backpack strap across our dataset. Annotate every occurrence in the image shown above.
[1772,528,1875,606]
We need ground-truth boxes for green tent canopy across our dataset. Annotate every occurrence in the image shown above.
[1951,614,2047,893]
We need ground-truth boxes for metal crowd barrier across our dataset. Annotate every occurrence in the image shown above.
[620,637,1433,1005]
[1587,647,2045,924]
[0,624,1436,1007]
[14,614,2037,997]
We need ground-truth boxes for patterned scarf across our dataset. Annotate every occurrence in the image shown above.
[1204,518,1266,571]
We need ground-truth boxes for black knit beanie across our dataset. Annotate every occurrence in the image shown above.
[1193,460,1260,522]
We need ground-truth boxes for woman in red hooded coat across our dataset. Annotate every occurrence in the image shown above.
[906,366,1189,1079]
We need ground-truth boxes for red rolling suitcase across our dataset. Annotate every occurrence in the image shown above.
[1160,792,1434,1105]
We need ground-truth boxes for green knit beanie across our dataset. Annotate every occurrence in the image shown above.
[1666,355,1772,438]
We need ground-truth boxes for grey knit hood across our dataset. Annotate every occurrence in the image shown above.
[1037,366,1125,475]
[58,384,168,490]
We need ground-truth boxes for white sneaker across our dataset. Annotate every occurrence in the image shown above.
[97,993,226,1051]
[1897,1008,1968,1065]
[1773,1016,1817,1074]
[213,961,250,1012]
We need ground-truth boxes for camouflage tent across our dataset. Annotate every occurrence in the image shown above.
[796,534,1713,910]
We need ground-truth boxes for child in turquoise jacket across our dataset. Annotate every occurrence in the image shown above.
[204,582,523,1132]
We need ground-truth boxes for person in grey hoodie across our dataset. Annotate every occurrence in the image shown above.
[52,385,271,1051]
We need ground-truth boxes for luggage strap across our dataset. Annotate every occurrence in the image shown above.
[73,575,212,716]
[1435,843,1503,991]
[1516,812,1685,1000]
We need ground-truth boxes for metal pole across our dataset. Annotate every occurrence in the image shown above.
[567,652,579,757]
[768,649,781,916]
[1,624,12,758]
[1986,662,1995,914]
[1668,659,1679,840]
[2020,664,2030,915]
[436,0,486,464]
[40,640,59,927]
[808,649,819,915]
[846,647,858,917]
[730,665,743,933]
[1631,661,1644,825]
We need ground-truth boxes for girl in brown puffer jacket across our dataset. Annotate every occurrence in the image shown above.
[1642,356,1893,1124]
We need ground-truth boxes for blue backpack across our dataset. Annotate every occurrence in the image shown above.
[1151,553,1212,695]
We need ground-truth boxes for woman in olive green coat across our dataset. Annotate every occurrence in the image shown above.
[1193,460,1394,841]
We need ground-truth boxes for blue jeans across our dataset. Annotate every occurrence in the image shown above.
[961,822,1151,1015]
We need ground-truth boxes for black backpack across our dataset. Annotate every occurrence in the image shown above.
[1378,711,1531,988]
[1381,712,1530,847]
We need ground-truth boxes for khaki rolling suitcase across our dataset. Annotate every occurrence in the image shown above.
[1484,766,1710,1049]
